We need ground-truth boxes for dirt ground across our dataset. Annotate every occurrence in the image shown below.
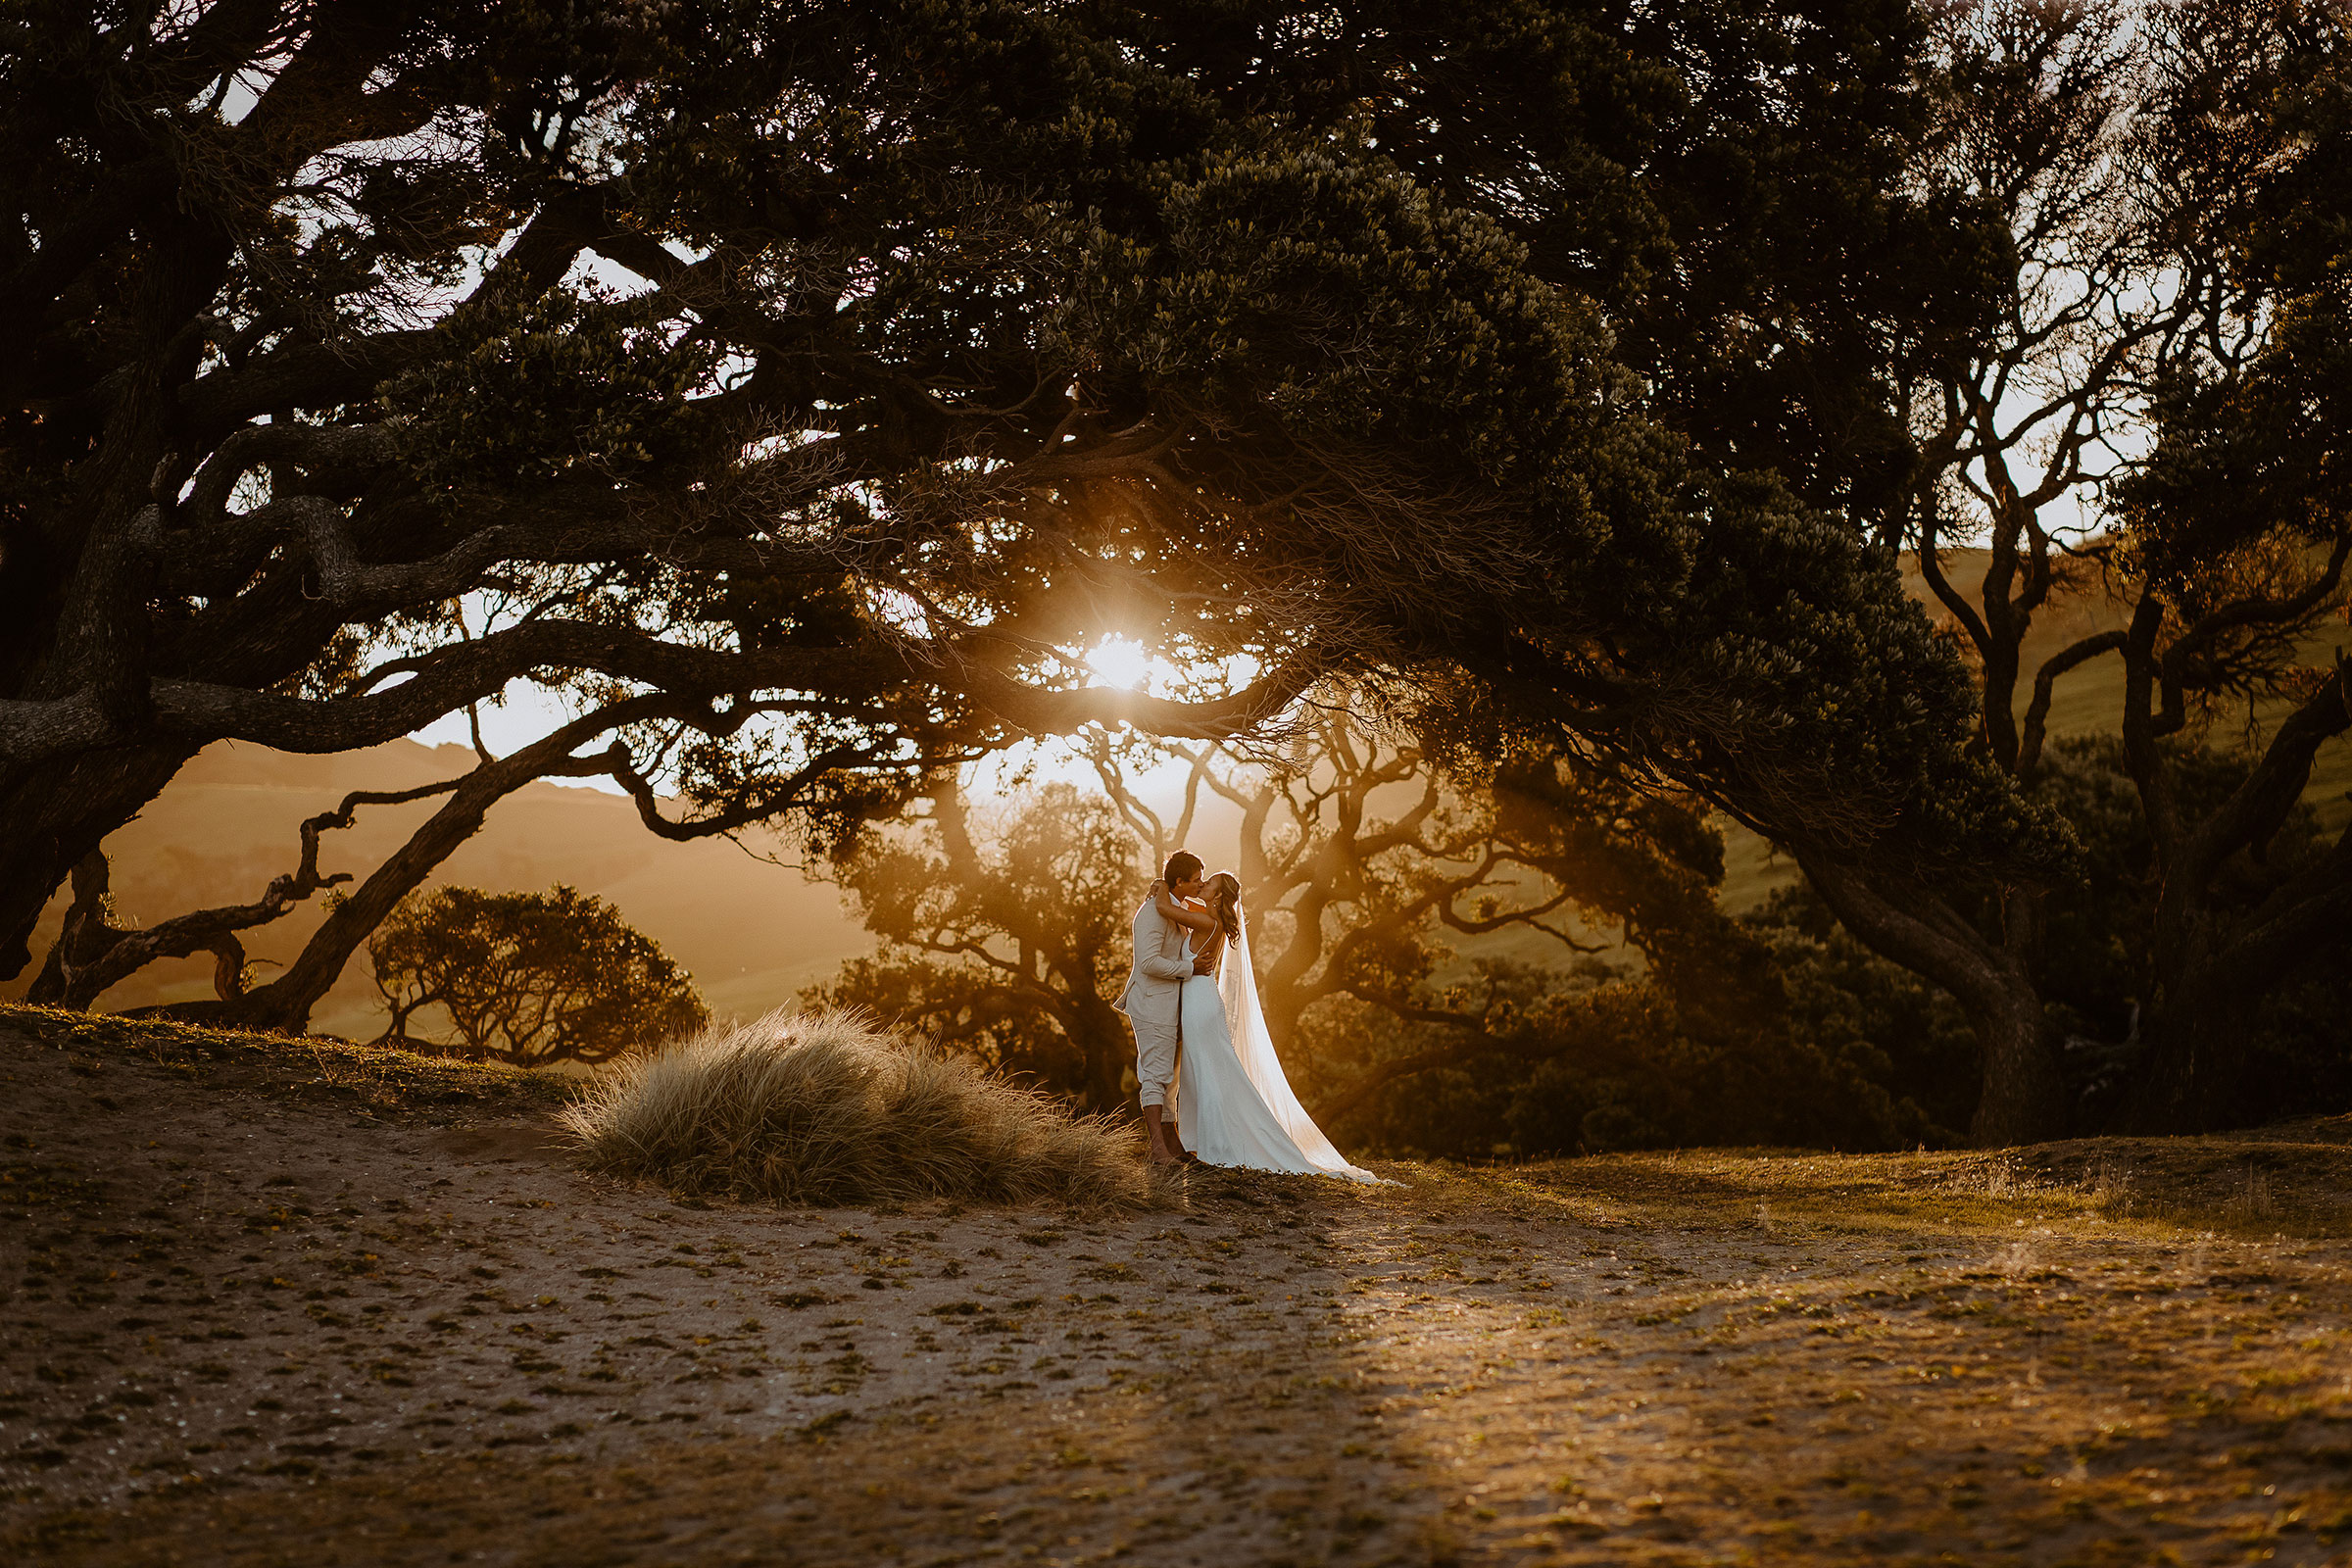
[5,1006,2352,1567]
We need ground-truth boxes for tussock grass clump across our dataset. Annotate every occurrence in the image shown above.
[560,1009,1159,1210]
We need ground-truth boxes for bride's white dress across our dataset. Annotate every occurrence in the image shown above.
[1174,916,1383,1184]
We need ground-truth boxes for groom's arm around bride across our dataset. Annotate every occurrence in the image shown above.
[1116,851,1212,1165]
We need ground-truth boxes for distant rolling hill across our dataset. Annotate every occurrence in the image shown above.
[0,739,872,1039]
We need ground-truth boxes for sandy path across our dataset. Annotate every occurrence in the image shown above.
[6,1014,2352,1566]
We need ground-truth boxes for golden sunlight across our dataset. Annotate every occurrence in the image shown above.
[1082,634,1153,691]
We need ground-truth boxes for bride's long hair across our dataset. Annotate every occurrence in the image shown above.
[1204,871,1244,952]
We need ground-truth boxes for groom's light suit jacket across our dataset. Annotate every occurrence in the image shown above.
[1115,898,1193,1025]
[1117,898,1193,1112]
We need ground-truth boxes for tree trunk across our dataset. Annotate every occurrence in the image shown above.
[1795,849,2068,1148]
[164,775,514,1035]
[1956,962,2070,1147]
[160,712,637,1035]
[2118,944,2277,1135]
[0,744,201,979]
[2119,1004,2212,1135]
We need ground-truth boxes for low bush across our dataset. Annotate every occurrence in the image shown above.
[370,884,708,1067]
[561,1009,1160,1209]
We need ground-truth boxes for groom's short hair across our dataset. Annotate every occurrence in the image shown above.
[1163,851,1203,887]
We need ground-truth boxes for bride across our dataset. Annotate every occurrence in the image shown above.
[1149,872,1384,1184]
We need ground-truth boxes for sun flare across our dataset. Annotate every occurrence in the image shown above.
[1083,634,1153,691]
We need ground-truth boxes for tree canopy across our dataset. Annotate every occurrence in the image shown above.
[0,0,2058,1023]
[1138,0,2009,532]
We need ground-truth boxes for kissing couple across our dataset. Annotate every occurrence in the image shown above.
[1114,852,1382,1183]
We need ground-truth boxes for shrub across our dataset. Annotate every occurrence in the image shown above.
[560,1009,1160,1209]
[1313,971,1957,1161]
[369,884,708,1067]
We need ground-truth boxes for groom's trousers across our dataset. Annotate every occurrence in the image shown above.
[1133,1017,1180,1112]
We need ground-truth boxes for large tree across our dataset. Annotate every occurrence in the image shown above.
[1788,0,2352,1139]
[3,1,2039,1039]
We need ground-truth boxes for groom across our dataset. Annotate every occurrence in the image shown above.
[1117,851,1214,1165]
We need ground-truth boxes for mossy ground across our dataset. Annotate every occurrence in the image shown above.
[3,1005,2348,1566]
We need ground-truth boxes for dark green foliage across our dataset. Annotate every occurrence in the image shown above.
[393,288,725,492]
[1762,921,1982,1145]
[0,0,2057,1025]
[368,885,708,1067]
[1136,0,2006,532]
[1309,951,1964,1159]
[2115,0,2352,596]
[2026,737,2352,1128]
[2117,266,2352,617]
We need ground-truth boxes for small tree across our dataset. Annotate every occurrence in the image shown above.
[809,782,1144,1112]
[368,886,707,1067]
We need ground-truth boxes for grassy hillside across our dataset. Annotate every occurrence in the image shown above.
[0,739,871,1038]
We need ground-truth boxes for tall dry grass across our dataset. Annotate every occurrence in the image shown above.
[561,1009,1161,1209]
